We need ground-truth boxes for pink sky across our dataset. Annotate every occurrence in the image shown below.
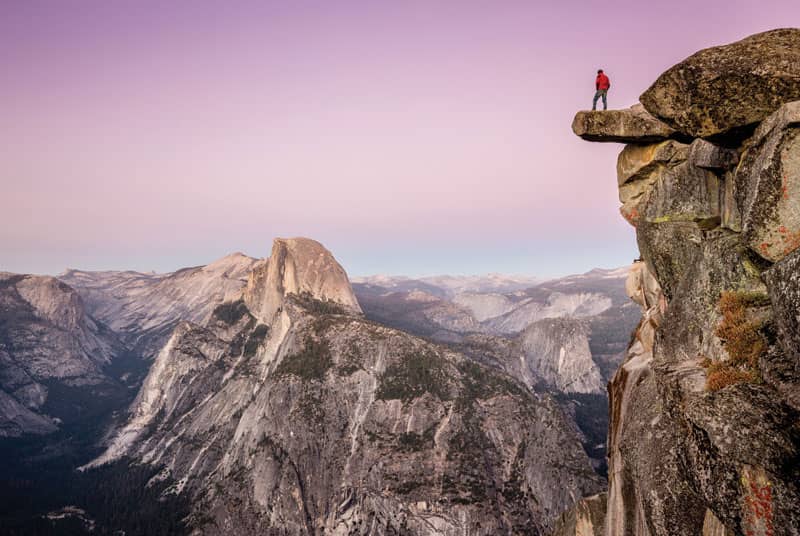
[3,1,800,277]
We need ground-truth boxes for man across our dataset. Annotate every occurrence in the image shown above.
[592,69,611,111]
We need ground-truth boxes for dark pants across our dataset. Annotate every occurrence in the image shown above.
[592,89,608,110]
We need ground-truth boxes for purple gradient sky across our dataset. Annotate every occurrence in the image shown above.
[3,1,800,277]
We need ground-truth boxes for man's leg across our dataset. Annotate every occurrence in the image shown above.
[592,90,600,110]
[602,90,607,110]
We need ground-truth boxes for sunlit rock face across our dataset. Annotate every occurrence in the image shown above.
[243,237,362,324]
[88,238,602,535]
[61,252,258,358]
[568,29,800,536]
[551,492,607,536]
[518,318,604,395]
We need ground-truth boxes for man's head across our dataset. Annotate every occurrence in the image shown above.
[597,69,604,74]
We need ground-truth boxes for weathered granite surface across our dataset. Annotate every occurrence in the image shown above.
[567,29,800,536]
[571,105,679,143]
[641,28,800,140]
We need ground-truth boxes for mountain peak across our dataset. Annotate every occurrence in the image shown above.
[201,251,257,277]
[244,237,361,322]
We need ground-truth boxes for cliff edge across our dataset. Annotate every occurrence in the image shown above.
[563,29,800,536]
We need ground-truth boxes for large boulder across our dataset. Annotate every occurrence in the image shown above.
[571,104,679,143]
[734,101,800,262]
[619,158,720,230]
[640,29,800,140]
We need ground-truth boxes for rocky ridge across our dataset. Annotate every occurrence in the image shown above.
[60,252,258,358]
[561,28,800,536]
[88,238,602,535]
[0,273,124,436]
[354,268,637,395]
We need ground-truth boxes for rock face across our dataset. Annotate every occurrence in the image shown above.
[89,238,602,535]
[570,30,800,536]
[571,105,679,143]
[519,319,604,394]
[452,292,516,322]
[243,237,362,323]
[353,268,636,388]
[355,269,638,478]
[60,252,258,358]
[0,273,123,436]
[763,249,800,409]
[735,101,800,262]
[640,29,800,139]
[551,493,607,536]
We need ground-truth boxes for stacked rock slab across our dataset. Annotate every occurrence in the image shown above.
[566,29,800,536]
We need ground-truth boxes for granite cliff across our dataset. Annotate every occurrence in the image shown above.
[561,29,800,536]
[61,252,258,359]
[354,268,638,476]
[0,273,125,436]
[87,238,602,535]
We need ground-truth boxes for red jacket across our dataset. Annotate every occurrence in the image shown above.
[596,73,610,90]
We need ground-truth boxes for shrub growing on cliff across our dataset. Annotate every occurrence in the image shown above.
[243,324,269,357]
[275,337,332,380]
[705,366,756,392]
[212,299,251,325]
[705,291,768,391]
[291,291,347,315]
[375,349,451,402]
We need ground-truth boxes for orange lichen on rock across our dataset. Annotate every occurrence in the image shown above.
[705,291,768,391]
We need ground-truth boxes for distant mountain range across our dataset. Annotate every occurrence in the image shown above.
[353,267,638,392]
[0,240,619,534]
[351,273,545,296]
[352,267,640,475]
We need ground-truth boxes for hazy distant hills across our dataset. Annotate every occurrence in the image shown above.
[353,267,640,475]
[353,267,639,392]
[352,273,545,297]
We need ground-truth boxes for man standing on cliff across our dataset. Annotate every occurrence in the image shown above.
[592,69,611,110]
